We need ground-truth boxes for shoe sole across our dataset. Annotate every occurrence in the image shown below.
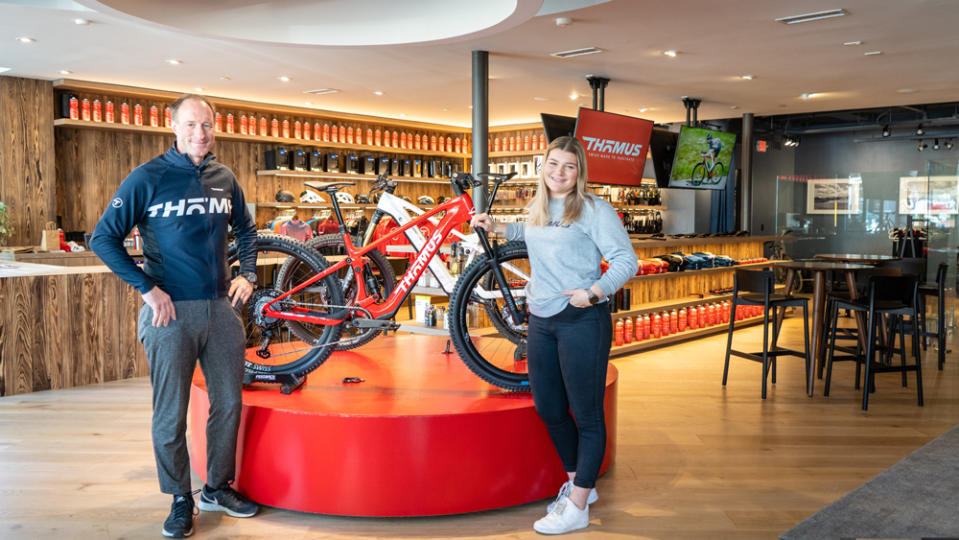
[197,498,258,518]
[161,525,194,538]
[533,520,589,535]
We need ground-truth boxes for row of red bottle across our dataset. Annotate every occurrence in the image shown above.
[489,134,547,153]
[69,97,167,127]
[613,302,767,346]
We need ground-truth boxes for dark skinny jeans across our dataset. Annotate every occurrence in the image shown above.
[527,301,612,490]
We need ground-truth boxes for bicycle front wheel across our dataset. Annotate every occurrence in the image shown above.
[448,241,531,391]
[228,233,344,377]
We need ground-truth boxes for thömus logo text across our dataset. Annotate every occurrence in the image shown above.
[580,136,643,157]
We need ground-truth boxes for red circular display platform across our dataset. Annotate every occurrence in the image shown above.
[189,333,618,516]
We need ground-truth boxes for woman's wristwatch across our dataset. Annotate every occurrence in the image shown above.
[587,289,601,305]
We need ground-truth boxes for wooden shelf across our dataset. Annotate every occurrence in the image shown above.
[54,118,468,159]
[625,261,771,283]
[609,315,764,356]
[255,170,452,184]
[489,150,543,158]
[609,284,785,320]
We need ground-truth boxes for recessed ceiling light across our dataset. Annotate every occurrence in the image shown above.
[399,113,406,117]
[467,106,473,109]
[843,40,862,46]
[73,18,91,25]
[550,47,603,58]
[167,59,182,65]
[741,74,754,80]
[373,91,383,96]
[304,101,311,105]
[775,8,847,25]
[730,105,739,109]
[663,50,678,57]
[279,76,290,82]
[897,88,917,94]
[194,87,203,92]
[57,69,71,75]
[533,96,548,101]
[17,37,35,43]
[219,76,231,81]
[800,92,818,100]
[569,92,579,100]
[0,67,11,74]
[555,17,573,26]
[863,50,882,56]
[638,107,649,113]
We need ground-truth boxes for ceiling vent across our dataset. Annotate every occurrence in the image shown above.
[550,47,603,59]
[775,8,847,24]
[303,88,340,95]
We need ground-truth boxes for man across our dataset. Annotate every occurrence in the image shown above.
[91,94,259,538]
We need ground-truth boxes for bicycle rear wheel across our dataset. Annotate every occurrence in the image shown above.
[228,233,344,377]
[278,233,397,350]
[448,241,531,391]
[691,163,706,185]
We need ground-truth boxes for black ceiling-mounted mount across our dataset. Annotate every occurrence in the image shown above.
[586,75,610,111]
[682,96,702,126]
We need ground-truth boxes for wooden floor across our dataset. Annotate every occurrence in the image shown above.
[1,313,957,539]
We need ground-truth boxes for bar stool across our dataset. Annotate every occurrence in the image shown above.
[918,262,948,370]
[824,273,922,410]
[723,269,812,399]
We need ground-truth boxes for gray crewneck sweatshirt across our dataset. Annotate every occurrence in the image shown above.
[505,194,637,318]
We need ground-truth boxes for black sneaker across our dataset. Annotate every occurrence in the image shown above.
[198,484,259,518]
[162,493,196,538]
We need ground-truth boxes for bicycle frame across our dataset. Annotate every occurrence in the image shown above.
[262,189,482,325]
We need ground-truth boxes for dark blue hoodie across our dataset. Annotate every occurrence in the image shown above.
[91,144,257,301]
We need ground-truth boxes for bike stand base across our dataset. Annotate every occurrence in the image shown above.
[244,372,306,394]
[441,339,452,354]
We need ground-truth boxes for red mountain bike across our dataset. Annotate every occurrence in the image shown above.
[228,173,532,393]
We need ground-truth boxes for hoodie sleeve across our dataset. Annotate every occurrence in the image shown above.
[587,199,637,296]
[230,177,258,274]
[90,167,156,294]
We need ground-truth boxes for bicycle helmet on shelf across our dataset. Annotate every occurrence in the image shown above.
[275,189,296,203]
[355,194,371,204]
[417,195,435,205]
[436,196,448,204]
[299,190,325,204]
[335,191,355,204]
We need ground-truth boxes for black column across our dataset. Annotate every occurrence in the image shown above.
[472,50,489,212]
[741,112,754,231]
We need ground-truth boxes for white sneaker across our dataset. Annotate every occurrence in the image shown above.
[534,496,589,535]
[546,481,598,513]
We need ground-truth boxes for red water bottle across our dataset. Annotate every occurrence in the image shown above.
[678,308,687,332]
[366,128,373,145]
[239,114,248,134]
[105,100,114,123]
[214,112,221,132]
[69,95,79,120]
[347,125,354,144]
[707,304,716,326]
[670,308,679,333]
[614,319,624,346]
[623,317,633,344]
[392,130,399,148]
[698,305,707,326]
[281,119,289,138]
[400,131,408,149]
[642,314,651,339]
[338,124,346,143]
[81,98,90,121]
[635,317,644,341]
[374,127,382,146]
[430,134,438,151]
[414,133,422,150]
[164,106,172,128]
[446,136,453,152]
[133,103,143,126]
[271,118,279,138]
[150,105,159,127]
[92,99,102,122]
[688,305,698,330]
[455,137,462,154]
[661,311,670,336]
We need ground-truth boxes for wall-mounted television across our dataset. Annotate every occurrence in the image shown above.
[574,107,654,187]
[667,125,737,190]
[540,113,577,143]
[645,128,679,188]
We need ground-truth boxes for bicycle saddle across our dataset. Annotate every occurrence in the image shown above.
[304,180,355,194]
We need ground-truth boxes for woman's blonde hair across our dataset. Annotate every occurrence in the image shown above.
[526,136,591,227]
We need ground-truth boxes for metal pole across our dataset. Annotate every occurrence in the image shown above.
[471,50,489,212]
[741,112,754,231]
[586,76,609,112]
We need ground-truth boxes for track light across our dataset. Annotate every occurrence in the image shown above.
[783,135,801,148]
[947,140,954,150]
[881,124,890,137]
[918,140,927,152]
[934,138,940,150]
[916,124,925,136]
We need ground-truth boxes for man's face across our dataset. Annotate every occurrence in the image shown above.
[171,99,215,165]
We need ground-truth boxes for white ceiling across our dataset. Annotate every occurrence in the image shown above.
[1,0,958,127]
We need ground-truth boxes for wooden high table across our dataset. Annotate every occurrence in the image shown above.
[772,260,874,395]
[814,253,900,265]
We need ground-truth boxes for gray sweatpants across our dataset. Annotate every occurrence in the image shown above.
[137,297,245,495]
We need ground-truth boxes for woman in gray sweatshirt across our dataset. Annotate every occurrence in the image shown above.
[471,136,637,535]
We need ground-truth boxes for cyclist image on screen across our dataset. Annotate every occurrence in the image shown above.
[705,132,723,168]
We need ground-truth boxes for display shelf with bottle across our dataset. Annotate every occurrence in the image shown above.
[52,80,472,160]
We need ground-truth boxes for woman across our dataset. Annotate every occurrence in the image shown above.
[471,136,637,534]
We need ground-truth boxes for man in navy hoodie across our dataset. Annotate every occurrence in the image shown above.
[91,94,259,538]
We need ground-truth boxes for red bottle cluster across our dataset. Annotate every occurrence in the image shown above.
[614,300,766,347]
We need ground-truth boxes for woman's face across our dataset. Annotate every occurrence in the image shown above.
[542,148,579,199]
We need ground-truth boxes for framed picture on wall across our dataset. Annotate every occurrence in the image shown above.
[806,177,862,214]
[898,176,959,215]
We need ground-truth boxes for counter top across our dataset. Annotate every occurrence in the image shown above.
[0,261,113,277]
[630,235,780,248]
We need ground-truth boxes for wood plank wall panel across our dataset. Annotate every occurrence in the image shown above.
[0,77,56,246]
[0,272,145,397]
